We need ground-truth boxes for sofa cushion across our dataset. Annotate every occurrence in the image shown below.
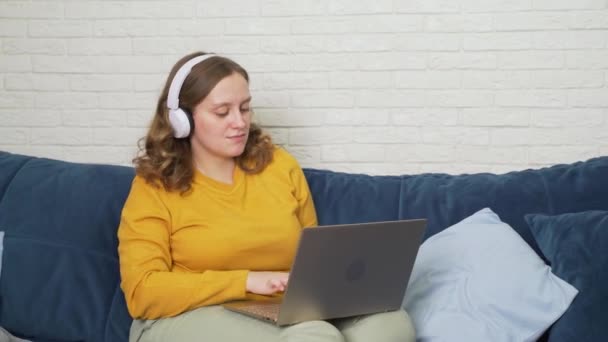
[304,169,402,225]
[525,211,608,342]
[398,156,608,257]
[403,208,578,342]
[0,154,134,342]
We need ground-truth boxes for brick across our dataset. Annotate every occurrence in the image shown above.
[566,51,608,69]
[0,128,28,144]
[0,20,26,36]
[289,53,354,71]
[261,0,326,16]
[422,127,490,145]
[462,109,529,126]
[528,146,600,164]
[322,144,386,162]
[0,92,33,108]
[283,146,321,163]
[391,108,459,126]
[127,110,151,128]
[494,13,569,31]
[133,38,199,55]
[5,74,69,91]
[393,33,460,51]
[429,52,497,69]
[29,20,92,38]
[395,71,460,89]
[98,92,155,110]
[62,110,128,127]
[356,15,424,33]
[261,36,326,53]
[266,128,289,145]
[197,0,259,17]
[324,109,391,126]
[1,145,65,160]
[528,128,597,145]
[0,56,31,72]
[32,56,163,74]
[395,0,459,13]
[3,38,65,55]
[66,1,194,19]
[290,90,354,108]
[237,54,293,73]
[490,128,530,146]
[532,0,605,10]
[30,127,92,145]
[263,72,328,90]
[358,52,426,70]
[570,12,608,29]
[291,18,356,34]
[251,91,290,108]
[330,71,392,89]
[425,14,493,32]
[257,109,325,127]
[568,89,608,107]
[353,126,420,143]
[356,90,426,107]
[329,0,393,14]
[93,128,144,146]
[35,92,99,110]
[497,51,564,69]
[134,74,165,92]
[534,31,606,49]
[93,20,156,37]
[289,127,353,145]
[427,90,494,107]
[0,109,61,127]
[496,90,567,107]
[68,38,132,55]
[464,33,533,50]
[461,0,532,12]
[456,146,528,164]
[63,146,136,166]
[531,109,604,127]
[527,70,603,88]
[225,18,291,35]
[69,74,133,92]
[0,2,64,18]
[385,144,458,162]
[327,34,393,52]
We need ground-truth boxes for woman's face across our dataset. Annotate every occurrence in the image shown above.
[190,72,252,163]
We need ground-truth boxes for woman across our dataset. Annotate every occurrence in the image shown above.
[118,51,415,341]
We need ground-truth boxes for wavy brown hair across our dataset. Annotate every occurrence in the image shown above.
[133,52,274,194]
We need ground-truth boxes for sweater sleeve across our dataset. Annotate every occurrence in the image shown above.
[289,159,318,228]
[117,176,249,319]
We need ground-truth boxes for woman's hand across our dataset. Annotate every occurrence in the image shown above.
[246,272,289,295]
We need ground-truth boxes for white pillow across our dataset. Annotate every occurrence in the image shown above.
[402,208,578,342]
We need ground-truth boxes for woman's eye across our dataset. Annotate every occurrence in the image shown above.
[241,107,250,113]
[216,111,229,116]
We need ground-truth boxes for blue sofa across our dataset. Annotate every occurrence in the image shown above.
[0,150,607,342]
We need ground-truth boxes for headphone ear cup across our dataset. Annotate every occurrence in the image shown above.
[169,108,194,138]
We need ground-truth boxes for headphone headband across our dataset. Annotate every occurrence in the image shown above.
[167,54,216,111]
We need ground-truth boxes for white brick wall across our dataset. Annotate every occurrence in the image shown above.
[1,1,607,175]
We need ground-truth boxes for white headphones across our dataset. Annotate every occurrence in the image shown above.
[167,54,216,138]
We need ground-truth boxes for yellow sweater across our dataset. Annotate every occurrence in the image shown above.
[118,147,317,319]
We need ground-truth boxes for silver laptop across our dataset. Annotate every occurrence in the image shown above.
[222,219,427,326]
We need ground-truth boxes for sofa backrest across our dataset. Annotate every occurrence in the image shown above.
[0,152,134,342]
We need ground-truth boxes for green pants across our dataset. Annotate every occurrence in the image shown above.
[131,306,415,342]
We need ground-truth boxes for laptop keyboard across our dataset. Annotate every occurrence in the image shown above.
[240,302,281,321]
